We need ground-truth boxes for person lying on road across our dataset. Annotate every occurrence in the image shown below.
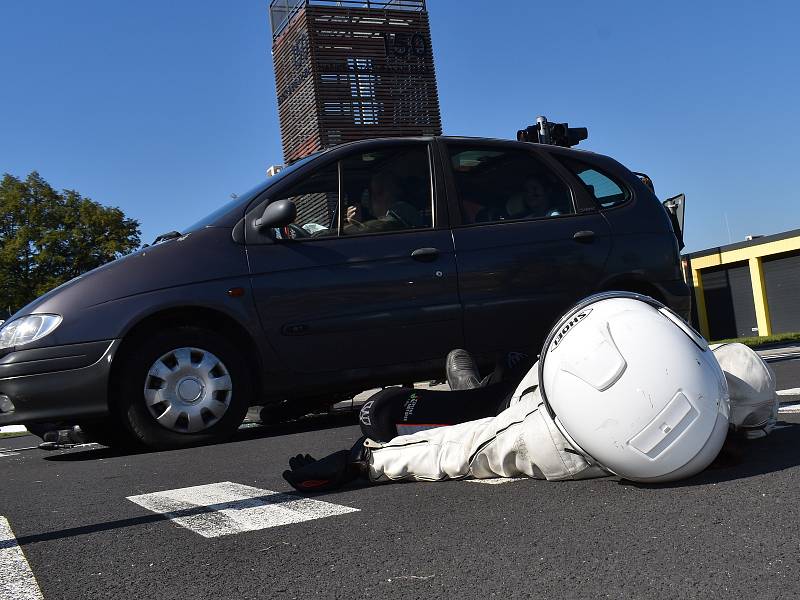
[282,292,777,492]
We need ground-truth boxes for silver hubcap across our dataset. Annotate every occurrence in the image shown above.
[143,347,232,433]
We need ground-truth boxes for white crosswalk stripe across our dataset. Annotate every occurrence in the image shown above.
[466,477,526,485]
[0,516,44,600]
[127,481,359,538]
[0,426,26,434]
[777,388,800,396]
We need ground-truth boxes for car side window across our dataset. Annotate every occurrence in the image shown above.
[270,162,339,240]
[555,156,631,209]
[268,145,433,240]
[340,146,433,236]
[447,145,575,225]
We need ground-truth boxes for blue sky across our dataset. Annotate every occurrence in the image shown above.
[1,0,798,252]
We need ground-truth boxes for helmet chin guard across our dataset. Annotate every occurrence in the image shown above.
[538,292,730,482]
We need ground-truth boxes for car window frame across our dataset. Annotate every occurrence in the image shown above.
[244,139,444,245]
[437,138,587,229]
[336,143,438,239]
[546,150,634,213]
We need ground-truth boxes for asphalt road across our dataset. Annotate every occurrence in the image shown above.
[1,358,800,600]
[769,358,800,394]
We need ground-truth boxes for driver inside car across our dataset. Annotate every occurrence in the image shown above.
[345,172,422,234]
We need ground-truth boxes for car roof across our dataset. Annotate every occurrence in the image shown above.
[321,135,600,159]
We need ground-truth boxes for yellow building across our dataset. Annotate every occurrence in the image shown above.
[684,229,800,340]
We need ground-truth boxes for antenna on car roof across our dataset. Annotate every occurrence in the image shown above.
[517,116,588,148]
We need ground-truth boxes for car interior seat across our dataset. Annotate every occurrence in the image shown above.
[399,175,430,227]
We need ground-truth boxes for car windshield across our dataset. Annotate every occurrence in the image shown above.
[183,152,321,232]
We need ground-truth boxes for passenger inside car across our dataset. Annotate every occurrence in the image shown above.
[449,148,575,224]
[505,176,564,219]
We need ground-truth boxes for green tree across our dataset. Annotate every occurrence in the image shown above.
[0,171,140,316]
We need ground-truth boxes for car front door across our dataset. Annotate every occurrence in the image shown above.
[441,140,612,355]
[246,141,462,377]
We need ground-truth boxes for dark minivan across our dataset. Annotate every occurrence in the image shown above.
[0,137,689,449]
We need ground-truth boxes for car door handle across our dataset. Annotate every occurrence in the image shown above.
[411,247,439,262]
[573,230,595,243]
[282,323,309,336]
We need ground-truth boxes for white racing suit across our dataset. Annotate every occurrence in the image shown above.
[367,343,777,483]
[711,343,778,439]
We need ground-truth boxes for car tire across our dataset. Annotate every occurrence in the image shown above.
[113,326,252,450]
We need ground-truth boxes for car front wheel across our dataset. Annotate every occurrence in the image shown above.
[114,326,252,450]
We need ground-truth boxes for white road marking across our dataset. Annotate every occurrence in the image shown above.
[466,477,526,485]
[777,388,800,396]
[0,449,19,458]
[0,426,27,433]
[0,516,45,600]
[763,352,800,361]
[127,481,359,538]
[778,388,800,413]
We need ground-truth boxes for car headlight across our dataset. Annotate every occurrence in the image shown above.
[0,314,62,350]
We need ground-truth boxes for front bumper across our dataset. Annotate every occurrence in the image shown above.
[0,340,119,425]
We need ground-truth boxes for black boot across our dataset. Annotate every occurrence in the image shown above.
[445,349,481,391]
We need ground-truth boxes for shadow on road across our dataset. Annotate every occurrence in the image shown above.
[42,411,361,462]
[6,490,332,548]
[16,421,800,549]
[39,416,800,490]
[624,420,800,488]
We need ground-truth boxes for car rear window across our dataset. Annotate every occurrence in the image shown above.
[555,156,631,209]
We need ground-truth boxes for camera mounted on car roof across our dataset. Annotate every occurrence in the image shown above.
[517,116,588,148]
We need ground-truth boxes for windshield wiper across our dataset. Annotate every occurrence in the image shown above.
[152,230,182,245]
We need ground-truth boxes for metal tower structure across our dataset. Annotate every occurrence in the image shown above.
[269,0,442,163]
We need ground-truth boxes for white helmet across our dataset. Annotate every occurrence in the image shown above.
[538,292,730,482]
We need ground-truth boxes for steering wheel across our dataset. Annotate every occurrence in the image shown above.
[386,208,412,228]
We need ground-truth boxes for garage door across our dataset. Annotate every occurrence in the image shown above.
[763,250,800,334]
[702,262,757,340]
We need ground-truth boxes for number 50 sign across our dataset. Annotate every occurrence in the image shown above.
[384,32,429,59]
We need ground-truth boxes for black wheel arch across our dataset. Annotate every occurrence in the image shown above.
[108,306,262,410]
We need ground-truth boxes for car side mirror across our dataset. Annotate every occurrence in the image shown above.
[254,199,297,232]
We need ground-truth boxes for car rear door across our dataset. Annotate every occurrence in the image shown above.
[440,139,612,355]
[245,141,462,375]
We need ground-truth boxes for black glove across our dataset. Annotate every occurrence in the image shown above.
[283,438,369,493]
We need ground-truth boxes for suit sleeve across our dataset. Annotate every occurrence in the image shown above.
[366,388,608,483]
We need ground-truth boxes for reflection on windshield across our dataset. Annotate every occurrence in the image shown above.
[183,152,321,232]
